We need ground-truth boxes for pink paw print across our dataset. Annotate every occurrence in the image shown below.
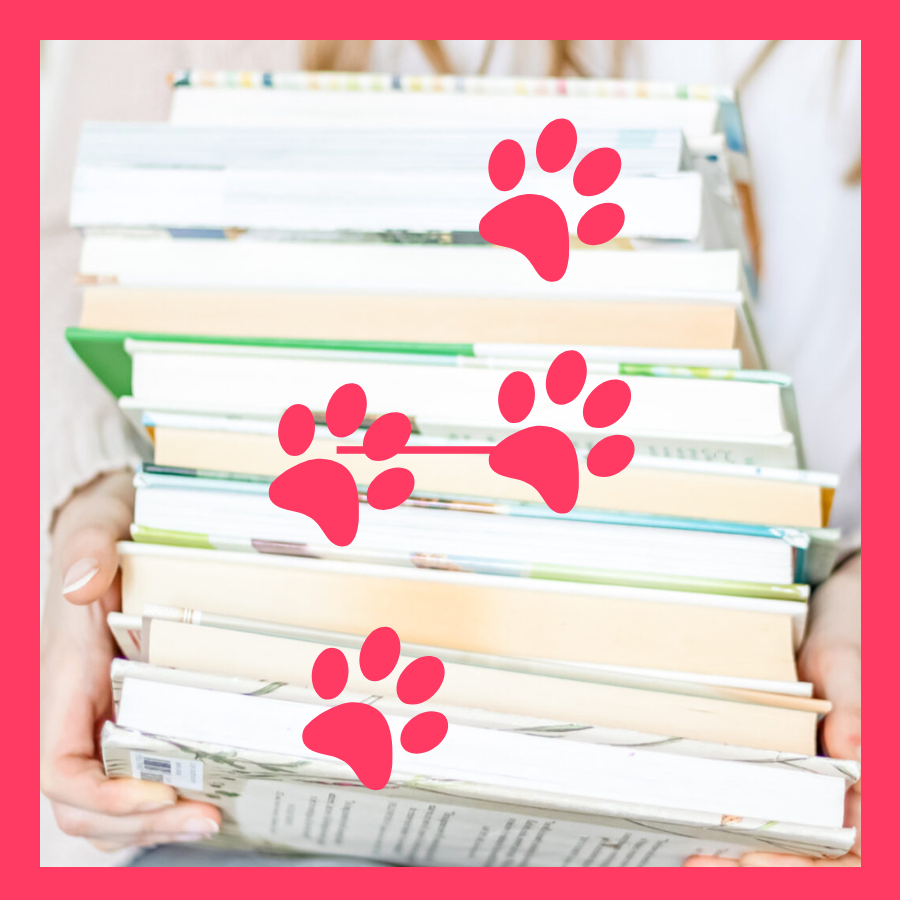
[488,350,635,514]
[268,384,415,546]
[302,627,448,791]
[479,118,625,281]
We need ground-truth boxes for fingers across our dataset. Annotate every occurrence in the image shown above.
[41,750,178,816]
[803,642,861,762]
[736,852,860,867]
[683,855,739,866]
[54,470,135,605]
[734,854,820,867]
[59,523,124,605]
[52,798,221,849]
[799,561,861,764]
[822,704,861,766]
[819,645,861,762]
[685,852,860,867]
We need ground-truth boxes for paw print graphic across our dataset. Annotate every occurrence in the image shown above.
[268,384,415,546]
[489,350,635,514]
[302,627,448,791]
[479,118,625,281]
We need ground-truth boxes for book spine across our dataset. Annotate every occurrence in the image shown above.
[169,70,734,102]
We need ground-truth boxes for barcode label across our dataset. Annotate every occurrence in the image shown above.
[130,752,204,790]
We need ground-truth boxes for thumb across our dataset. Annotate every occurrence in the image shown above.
[60,524,125,605]
[819,645,862,764]
[56,471,135,606]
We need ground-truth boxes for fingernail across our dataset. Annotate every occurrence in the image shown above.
[175,817,219,840]
[62,558,100,594]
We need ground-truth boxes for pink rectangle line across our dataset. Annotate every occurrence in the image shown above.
[337,446,494,455]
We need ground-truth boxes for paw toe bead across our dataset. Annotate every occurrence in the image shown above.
[311,647,349,700]
[498,370,536,423]
[546,350,587,405]
[536,118,577,173]
[488,139,525,191]
[326,383,367,438]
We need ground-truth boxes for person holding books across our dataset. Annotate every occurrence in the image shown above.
[40,40,860,866]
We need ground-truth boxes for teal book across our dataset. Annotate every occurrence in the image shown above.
[132,467,819,592]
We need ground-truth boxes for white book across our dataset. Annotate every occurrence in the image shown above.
[123,338,796,466]
[103,720,853,865]
[105,677,852,865]
[108,658,855,781]
[79,237,746,294]
[72,164,702,240]
[79,238,764,369]
[471,344,741,368]
[115,678,846,828]
[132,471,802,586]
[76,122,688,177]
[169,76,725,149]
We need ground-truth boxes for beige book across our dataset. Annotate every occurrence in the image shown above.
[147,619,816,755]
[82,287,741,350]
[120,543,797,681]
[154,429,826,528]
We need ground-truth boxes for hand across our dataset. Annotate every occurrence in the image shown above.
[685,554,861,867]
[40,469,222,851]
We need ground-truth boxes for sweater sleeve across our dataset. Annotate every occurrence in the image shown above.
[39,41,302,532]
[40,228,150,533]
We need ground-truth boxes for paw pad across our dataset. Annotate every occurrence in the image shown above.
[269,386,415,546]
[488,139,526,191]
[480,119,625,282]
[535,117,577,173]
[302,627,448,790]
[490,350,635,513]
[545,349,588,405]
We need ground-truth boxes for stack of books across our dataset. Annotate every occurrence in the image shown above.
[67,72,857,866]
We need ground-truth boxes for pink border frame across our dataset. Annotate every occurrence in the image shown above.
[28,17,878,885]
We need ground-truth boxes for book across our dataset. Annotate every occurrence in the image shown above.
[163,71,755,269]
[169,72,734,152]
[71,124,702,239]
[78,237,749,293]
[108,674,847,834]
[74,238,762,360]
[115,541,800,681]
[137,449,838,586]
[118,340,798,466]
[76,121,688,176]
[111,659,854,778]
[130,524,810,602]
[132,470,807,585]
[148,423,836,529]
[77,286,748,366]
[102,718,853,865]
[141,618,820,754]
[67,70,856,866]
[110,607,815,698]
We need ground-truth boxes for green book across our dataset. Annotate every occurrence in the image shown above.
[66,327,474,398]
